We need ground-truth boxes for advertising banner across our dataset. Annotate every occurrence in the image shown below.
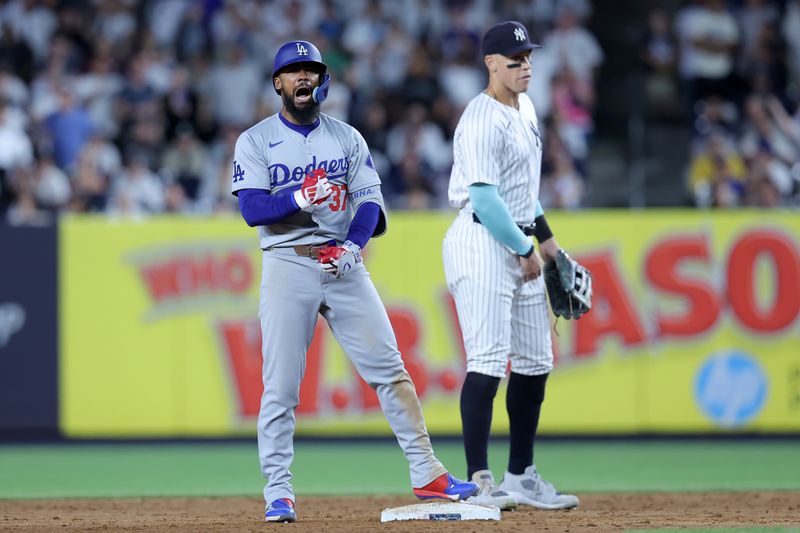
[0,225,58,436]
[59,212,800,437]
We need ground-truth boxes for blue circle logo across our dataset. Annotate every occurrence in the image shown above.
[694,351,767,428]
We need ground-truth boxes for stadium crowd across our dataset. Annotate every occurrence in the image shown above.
[0,0,602,225]
[642,0,800,207]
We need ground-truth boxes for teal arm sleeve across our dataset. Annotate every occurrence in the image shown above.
[535,200,544,218]
[469,184,533,255]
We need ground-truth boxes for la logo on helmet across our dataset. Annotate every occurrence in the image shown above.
[514,28,525,41]
[296,42,308,56]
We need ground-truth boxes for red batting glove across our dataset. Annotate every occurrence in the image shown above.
[317,240,361,278]
[294,168,332,209]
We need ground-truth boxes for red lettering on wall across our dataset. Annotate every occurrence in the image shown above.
[140,261,181,301]
[219,318,326,418]
[574,252,647,356]
[218,321,262,418]
[645,235,720,337]
[297,320,326,414]
[390,309,429,399]
[441,291,467,366]
[727,230,800,332]
[354,309,430,410]
[139,251,253,304]
[221,253,252,293]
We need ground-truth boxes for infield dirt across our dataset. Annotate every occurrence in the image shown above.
[2,491,798,531]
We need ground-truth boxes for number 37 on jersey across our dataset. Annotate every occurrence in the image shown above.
[232,160,347,212]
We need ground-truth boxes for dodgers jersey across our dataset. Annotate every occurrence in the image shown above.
[448,92,542,224]
[231,113,387,249]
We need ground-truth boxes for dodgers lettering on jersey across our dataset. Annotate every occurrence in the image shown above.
[231,113,387,249]
[268,154,350,187]
[448,92,542,224]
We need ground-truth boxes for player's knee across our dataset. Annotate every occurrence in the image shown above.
[464,371,501,398]
[509,371,548,403]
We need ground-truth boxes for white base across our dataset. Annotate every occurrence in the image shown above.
[380,502,501,522]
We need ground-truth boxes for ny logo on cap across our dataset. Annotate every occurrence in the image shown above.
[514,27,525,41]
[296,42,308,55]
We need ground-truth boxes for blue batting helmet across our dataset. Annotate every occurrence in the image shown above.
[272,41,327,85]
[271,40,330,103]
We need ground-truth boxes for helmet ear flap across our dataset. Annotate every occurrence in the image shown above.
[312,73,331,104]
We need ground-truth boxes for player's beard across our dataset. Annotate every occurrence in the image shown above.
[281,90,320,124]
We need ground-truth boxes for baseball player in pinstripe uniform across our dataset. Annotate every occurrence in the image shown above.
[232,40,476,523]
[442,22,579,511]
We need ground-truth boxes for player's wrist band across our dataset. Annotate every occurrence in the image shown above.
[533,214,553,243]
[519,243,535,258]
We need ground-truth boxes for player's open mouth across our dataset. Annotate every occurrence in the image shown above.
[295,86,312,103]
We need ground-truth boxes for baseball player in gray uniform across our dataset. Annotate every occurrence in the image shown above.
[232,40,477,523]
[442,22,580,511]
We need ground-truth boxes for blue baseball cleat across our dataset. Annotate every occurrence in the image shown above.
[413,473,479,501]
[265,498,296,522]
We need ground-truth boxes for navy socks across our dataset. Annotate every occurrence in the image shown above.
[460,372,500,478]
[506,372,548,475]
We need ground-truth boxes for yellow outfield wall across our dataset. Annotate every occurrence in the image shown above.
[59,211,800,437]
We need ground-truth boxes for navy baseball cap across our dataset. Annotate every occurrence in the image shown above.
[481,21,541,57]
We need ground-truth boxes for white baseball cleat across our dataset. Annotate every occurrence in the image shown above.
[465,470,517,510]
[498,465,579,510]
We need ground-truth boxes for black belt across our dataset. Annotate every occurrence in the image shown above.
[473,213,536,236]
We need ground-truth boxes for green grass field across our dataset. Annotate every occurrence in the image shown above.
[1,439,798,499]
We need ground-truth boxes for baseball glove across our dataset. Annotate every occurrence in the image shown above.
[544,249,592,319]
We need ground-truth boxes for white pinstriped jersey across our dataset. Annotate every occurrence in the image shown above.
[231,113,387,249]
[442,91,552,378]
[448,92,542,224]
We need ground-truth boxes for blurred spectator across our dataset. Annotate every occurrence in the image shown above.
[398,45,441,109]
[0,98,34,209]
[439,36,485,109]
[641,8,678,112]
[1,0,56,68]
[94,0,137,49]
[4,166,53,226]
[162,65,199,141]
[736,0,779,76]
[108,153,165,215]
[204,42,261,128]
[386,103,450,202]
[33,149,70,212]
[69,132,121,212]
[739,95,800,169]
[542,5,603,83]
[116,55,158,128]
[206,124,239,213]
[692,95,740,143]
[174,3,210,62]
[675,0,740,109]
[540,140,585,209]
[160,122,211,211]
[0,61,29,111]
[688,133,747,207]
[744,154,785,207]
[42,86,93,173]
[783,0,800,87]
[73,41,125,139]
[550,68,594,176]
[341,0,388,56]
